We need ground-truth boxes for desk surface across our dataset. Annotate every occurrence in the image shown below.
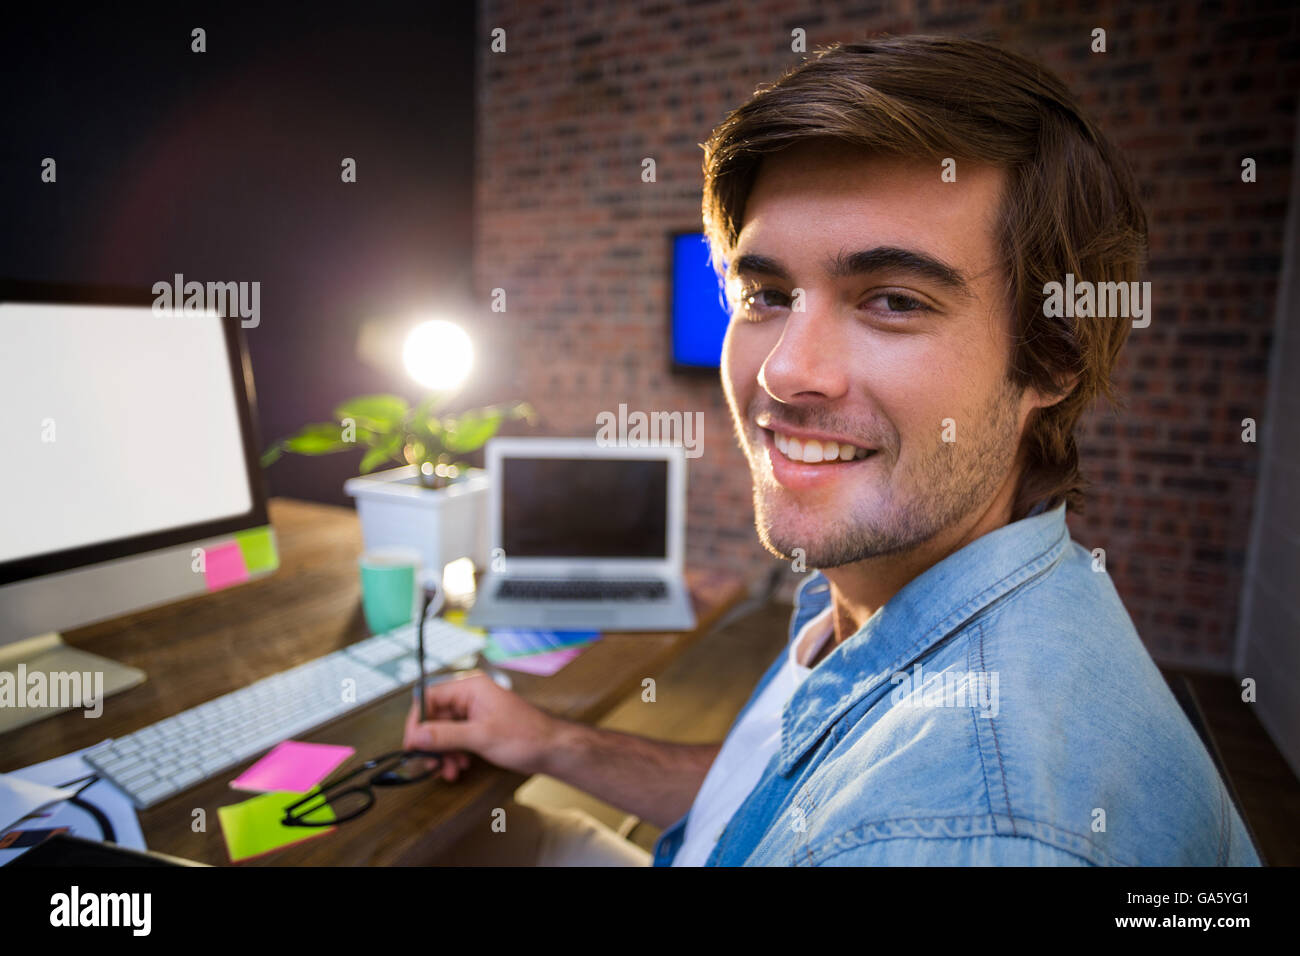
[0,497,746,865]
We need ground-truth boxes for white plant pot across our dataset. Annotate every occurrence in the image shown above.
[343,464,490,577]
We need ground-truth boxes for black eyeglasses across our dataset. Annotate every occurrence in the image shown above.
[281,750,443,827]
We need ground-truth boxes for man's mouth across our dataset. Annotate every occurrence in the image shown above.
[763,427,876,465]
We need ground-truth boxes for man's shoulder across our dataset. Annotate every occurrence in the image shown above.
[789,544,1258,866]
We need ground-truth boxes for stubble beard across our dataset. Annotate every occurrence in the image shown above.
[745,377,1026,568]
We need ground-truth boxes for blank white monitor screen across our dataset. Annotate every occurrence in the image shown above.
[0,303,253,564]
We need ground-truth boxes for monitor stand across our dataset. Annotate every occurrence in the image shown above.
[0,632,146,735]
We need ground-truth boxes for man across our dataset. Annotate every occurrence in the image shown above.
[406,35,1260,866]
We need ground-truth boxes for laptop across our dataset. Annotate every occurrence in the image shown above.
[465,438,696,631]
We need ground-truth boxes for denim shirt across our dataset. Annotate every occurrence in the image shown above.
[653,504,1261,866]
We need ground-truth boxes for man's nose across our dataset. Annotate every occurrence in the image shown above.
[758,303,850,404]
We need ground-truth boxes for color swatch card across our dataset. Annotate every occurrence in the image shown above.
[485,629,600,659]
[493,647,586,676]
[483,629,600,677]
[230,741,354,794]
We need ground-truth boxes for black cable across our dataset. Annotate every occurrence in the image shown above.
[53,773,117,843]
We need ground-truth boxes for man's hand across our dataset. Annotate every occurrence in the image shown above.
[403,668,721,827]
[403,670,561,782]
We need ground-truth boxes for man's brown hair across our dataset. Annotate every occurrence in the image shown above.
[701,35,1148,518]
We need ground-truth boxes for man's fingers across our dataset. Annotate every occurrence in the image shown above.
[402,671,500,766]
[406,716,476,753]
[415,669,492,715]
[403,696,427,745]
[404,689,482,754]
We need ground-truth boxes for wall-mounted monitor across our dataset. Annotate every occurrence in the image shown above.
[669,231,730,372]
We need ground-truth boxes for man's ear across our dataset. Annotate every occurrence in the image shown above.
[1035,372,1079,410]
[1017,373,1076,428]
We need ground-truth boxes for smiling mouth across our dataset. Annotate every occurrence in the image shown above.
[764,428,876,465]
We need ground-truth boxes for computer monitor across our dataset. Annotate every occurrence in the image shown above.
[669,231,730,372]
[498,446,673,564]
[0,280,276,731]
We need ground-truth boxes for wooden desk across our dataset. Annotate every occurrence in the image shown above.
[0,498,746,865]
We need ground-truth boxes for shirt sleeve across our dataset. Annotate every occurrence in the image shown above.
[812,834,1096,866]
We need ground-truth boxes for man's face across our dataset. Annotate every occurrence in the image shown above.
[722,143,1044,567]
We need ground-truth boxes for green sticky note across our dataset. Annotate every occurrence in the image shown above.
[217,789,335,863]
[234,526,278,573]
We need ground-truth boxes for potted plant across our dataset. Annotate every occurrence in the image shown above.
[262,393,535,574]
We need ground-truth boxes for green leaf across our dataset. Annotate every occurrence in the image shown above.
[350,424,382,447]
[359,434,403,473]
[506,400,537,424]
[407,415,444,453]
[441,407,505,454]
[333,394,410,431]
[260,443,284,467]
[412,391,453,421]
[282,422,351,455]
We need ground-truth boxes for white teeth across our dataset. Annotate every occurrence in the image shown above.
[770,430,872,464]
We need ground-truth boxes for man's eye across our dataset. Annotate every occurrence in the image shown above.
[736,287,790,317]
[867,292,930,316]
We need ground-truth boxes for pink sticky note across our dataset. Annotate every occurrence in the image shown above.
[230,741,356,794]
[204,540,250,591]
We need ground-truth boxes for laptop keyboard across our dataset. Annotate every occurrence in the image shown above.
[496,578,668,602]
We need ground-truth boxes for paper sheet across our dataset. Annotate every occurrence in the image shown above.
[0,774,76,833]
[0,742,146,866]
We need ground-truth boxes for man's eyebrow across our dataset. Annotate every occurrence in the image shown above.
[827,247,974,297]
[730,252,794,282]
[730,246,976,298]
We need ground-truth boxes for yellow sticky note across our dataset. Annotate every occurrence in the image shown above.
[217,789,335,863]
[234,526,279,574]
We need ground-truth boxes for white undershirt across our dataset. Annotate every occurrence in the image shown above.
[672,605,835,866]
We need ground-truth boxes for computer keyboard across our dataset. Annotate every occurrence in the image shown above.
[84,617,486,809]
[496,577,668,601]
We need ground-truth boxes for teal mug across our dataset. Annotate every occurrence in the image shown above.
[359,547,423,635]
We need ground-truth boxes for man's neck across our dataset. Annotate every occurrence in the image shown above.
[818,478,1021,655]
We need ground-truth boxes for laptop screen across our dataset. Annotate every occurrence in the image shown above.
[501,456,669,559]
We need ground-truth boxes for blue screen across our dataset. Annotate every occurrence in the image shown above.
[670,232,730,369]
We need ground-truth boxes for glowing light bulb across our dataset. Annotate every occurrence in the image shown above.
[442,557,478,605]
[402,319,473,391]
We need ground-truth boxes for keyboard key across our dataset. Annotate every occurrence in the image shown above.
[170,767,203,788]
[134,780,176,806]
[496,577,668,602]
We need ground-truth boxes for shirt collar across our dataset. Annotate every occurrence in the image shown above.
[789,606,833,671]
[777,502,1071,775]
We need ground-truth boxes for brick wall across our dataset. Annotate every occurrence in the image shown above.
[473,0,1300,671]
